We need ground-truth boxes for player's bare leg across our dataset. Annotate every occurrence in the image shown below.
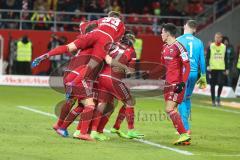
[75,98,95,141]
[57,102,84,137]
[111,98,144,139]
[53,98,76,131]
[165,100,191,145]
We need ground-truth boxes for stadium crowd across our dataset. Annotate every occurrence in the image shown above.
[0,0,231,32]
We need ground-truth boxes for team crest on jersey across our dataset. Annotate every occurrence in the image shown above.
[180,52,188,61]
[170,49,174,54]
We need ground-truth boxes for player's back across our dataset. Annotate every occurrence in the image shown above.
[97,17,125,42]
[100,42,135,79]
[177,34,204,72]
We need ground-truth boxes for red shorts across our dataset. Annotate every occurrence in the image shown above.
[97,76,131,104]
[163,87,186,104]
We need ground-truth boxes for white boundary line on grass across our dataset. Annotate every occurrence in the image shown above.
[17,105,194,156]
[139,97,240,114]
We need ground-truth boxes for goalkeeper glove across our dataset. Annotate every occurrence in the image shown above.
[174,82,185,93]
[196,74,207,89]
[31,54,49,68]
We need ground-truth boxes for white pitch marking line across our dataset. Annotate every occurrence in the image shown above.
[17,105,194,156]
[138,97,240,114]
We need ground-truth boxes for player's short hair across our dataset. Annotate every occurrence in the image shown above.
[121,30,136,46]
[215,32,223,37]
[162,23,177,36]
[85,23,98,33]
[108,11,121,18]
[186,20,197,29]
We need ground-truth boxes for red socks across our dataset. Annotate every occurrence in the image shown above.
[79,105,95,134]
[56,100,74,127]
[60,105,84,130]
[167,110,186,134]
[113,105,126,130]
[91,110,103,131]
[97,113,111,133]
[125,107,135,130]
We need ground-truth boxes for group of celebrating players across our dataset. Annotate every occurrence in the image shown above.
[32,11,207,145]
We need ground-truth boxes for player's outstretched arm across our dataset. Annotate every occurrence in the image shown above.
[31,42,78,68]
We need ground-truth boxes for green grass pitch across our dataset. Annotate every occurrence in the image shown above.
[0,86,240,160]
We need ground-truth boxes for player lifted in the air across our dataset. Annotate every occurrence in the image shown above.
[160,23,191,145]
[32,11,126,140]
[177,20,206,135]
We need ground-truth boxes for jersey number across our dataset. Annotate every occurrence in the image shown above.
[102,17,121,27]
[188,42,193,58]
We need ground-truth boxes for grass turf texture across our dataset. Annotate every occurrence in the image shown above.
[0,86,240,160]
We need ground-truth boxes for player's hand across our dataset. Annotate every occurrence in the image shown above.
[224,69,229,75]
[104,42,117,52]
[125,67,135,75]
[196,74,207,89]
[141,71,149,79]
[105,55,113,65]
[174,82,185,93]
[65,82,74,100]
[207,66,211,71]
[31,54,48,68]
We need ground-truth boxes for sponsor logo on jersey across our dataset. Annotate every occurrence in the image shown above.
[164,56,173,60]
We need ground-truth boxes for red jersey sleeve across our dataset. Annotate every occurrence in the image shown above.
[115,23,125,42]
[160,44,166,64]
[128,48,137,67]
[176,42,190,83]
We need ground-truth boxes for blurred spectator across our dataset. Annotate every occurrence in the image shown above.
[174,0,187,16]
[133,30,143,79]
[21,0,32,30]
[1,0,21,29]
[141,7,153,24]
[112,0,121,13]
[57,0,79,12]
[206,32,227,106]
[2,11,19,29]
[31,6,52,30]
[85,0,103,20]
[223,36,235,87]
[2,0,21,10]
[47,0,58,11]
[152,2,161,16]
[14,35,32,75]
[47,34,68,75]
[47,34,61,74]
[33,0,48,11]
[70,9,86,32]
[236,46,240,79]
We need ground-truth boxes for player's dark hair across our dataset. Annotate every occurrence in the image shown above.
[85,23,98,33]
[186,20,197,29]
[162,23,177,36]
[108,11,121,18]
[121,30,135,46]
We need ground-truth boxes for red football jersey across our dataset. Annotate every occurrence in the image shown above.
[67,48,93,71]
[161,41,190,84]
[100,42,136,80]
[97,17,125,42]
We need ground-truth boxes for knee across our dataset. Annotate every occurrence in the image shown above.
[97,102,106,113]
[125,97,136,106]
[165,106,174,113]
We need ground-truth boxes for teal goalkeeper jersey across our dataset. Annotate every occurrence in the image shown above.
[177,33,206,74]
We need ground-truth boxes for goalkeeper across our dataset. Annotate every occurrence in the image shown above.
[177,20,206,134]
